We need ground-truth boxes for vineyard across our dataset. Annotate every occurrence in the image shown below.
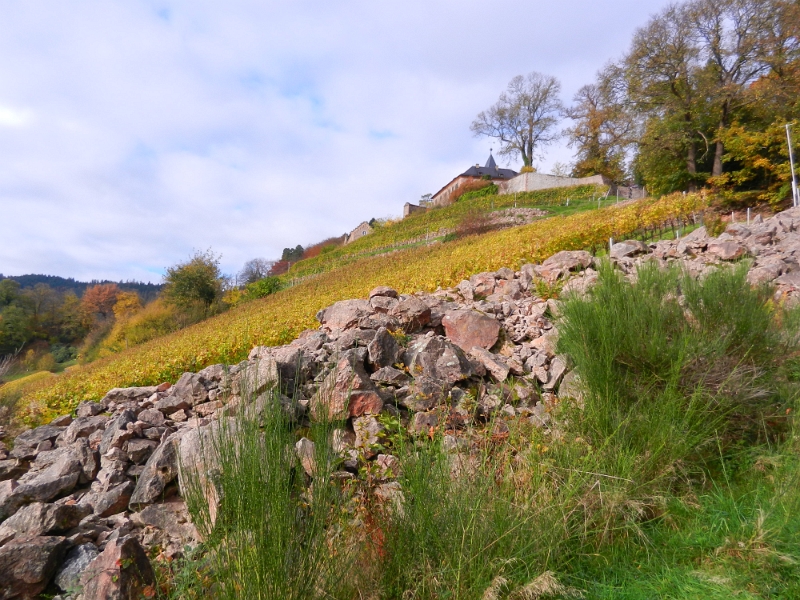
[11,192,707,423]
[283,184,609,279]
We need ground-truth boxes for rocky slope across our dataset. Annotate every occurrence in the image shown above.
[2,206,800,600]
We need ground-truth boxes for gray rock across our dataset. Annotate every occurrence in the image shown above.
[126,439,158,464]
[128,432,181,508]
[101,386,160,408]
[468,347,510,382]
[411,411,439,434]
[62,415,109,444]
[610,239,649,260]
[403,335,474,384]
[316,299,374,331]
[85,481,136,517]
[54,543,99,593]
[10,425,65,459]
[0,459,26,482]
[367,327,402,368]
[0,535,69,600]
[99,410,136,455]
[0,451,81,520]
[295,437,316,476]
[0,502,89,544]
[370,366,410,386]
[76,401,104,418]
[137,408,165,427]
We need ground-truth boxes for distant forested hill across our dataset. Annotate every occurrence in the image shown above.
[0,274,162,302]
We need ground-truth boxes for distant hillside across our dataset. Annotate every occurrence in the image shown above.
[0,273,163,303]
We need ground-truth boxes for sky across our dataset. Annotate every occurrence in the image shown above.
[0,0,673,283]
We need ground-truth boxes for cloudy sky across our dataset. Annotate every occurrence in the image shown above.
[0,0,672,283]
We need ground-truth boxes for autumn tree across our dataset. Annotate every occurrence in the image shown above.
[563,70,632,182]
[471,72,563,167]
[81,284,120,320]
[113,291,142,321]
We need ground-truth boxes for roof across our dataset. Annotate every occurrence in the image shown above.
[459,154,517,180]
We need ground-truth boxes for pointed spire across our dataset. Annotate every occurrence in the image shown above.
[485,153,497,170]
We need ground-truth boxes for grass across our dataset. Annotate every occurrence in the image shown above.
[10,192,707,425]
[158,260,800,598]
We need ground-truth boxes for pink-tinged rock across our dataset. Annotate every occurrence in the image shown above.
[403,336,474,384]
[80,536,155,600]
[469,272,496,297]
[0,535,69,600]
[707,241,746,261]
[316,299,373,331]
[311,352,383,420]
[369,286,398,299]
[776,272,800,289]
[442,310,501,352]
[610,240,649,260]
[389,297,431,332]
[370,295,398,313]
[493,279,523,300]
[535,250,593,282]
[468,348,510,382]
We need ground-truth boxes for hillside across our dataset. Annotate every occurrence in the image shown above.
[5,190,706,423]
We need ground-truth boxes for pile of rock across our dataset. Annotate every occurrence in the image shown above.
[4,205,800,599]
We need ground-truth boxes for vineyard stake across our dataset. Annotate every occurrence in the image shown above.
[747,208,751,225]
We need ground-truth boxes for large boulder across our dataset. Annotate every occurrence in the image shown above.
[707,240,746,261]
[402,336,474,384]
[0,450,81,520]
[316,299,373,331]
[0,535,69,600]
[367,327,402,368]
[128,432,181,509]
[99,410,136,455]
[535,250,592,282]
[79,535,155,600]
[311,351,383,420]
[101,386,159,407]
[0,502,89,544]
[441,310,501,352]
[389,297,432,332]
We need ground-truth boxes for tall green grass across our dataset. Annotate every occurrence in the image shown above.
[179,379,353,600]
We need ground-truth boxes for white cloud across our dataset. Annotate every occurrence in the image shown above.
[0,0,673,282]
[0,105,33,128]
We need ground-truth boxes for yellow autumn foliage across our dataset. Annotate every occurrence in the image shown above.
[14,192,706,424]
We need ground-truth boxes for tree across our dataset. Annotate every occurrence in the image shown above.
[113,291,142,321]
[162,250,224,312]
[563,73,632,182]
[238,258,275,286]
[281,246,304,263]
[81,284,120,320]
[471,72,563,167]
[689,0,776,176]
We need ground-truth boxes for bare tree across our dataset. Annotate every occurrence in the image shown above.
[238,258,275,286]
[471,72,563,167]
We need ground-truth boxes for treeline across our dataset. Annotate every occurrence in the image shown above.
[0,274,161,303]
[567,0,800,201]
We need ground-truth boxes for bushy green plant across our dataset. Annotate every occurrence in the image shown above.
[244,276,283,299]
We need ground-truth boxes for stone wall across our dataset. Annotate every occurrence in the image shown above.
[499,173,608,195]
[403,202,428,219]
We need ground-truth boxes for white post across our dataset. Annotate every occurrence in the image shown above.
[747,207,751,225]
[609,237,613,252]
[786,124,799,207]
[731,211,735,224]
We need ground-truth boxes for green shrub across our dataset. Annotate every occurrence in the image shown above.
[245,276,283,299]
